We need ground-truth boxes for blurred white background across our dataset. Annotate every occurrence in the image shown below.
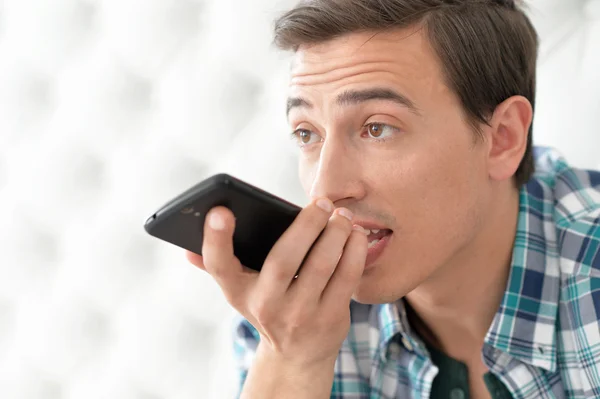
[0,0,598,398]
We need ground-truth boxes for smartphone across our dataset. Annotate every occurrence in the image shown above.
[144,173,302,272]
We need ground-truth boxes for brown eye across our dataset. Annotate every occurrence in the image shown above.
[365,123,398,140]
[299,130,311,143]
[367,123,384,138]
[292,129,321,146]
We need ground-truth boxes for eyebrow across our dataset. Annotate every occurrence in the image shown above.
[286,88,421,117]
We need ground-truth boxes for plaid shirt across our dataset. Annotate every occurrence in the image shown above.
[232,146,600,399]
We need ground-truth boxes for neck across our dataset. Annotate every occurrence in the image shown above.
[404,184,520,359]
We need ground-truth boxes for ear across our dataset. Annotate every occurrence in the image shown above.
[486,95,533,182]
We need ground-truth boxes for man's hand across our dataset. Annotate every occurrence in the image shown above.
[186,198,368,398]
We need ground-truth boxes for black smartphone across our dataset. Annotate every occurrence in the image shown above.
[144,173,302,272]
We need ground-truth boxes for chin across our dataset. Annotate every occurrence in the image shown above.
[351,260,422,305]
[352,277,406,304]
[352,290,402,305]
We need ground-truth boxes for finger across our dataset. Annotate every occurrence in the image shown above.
[202,206,254,294]
[290,208,354,301]
[258,197,334,296]
[321,225,368,307]
[186,251,206,271]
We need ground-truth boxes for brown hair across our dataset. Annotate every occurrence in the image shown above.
[273,0,538,186]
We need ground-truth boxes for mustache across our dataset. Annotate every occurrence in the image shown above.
[333,201,397,227]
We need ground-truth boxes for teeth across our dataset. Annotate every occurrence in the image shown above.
[371,229,380,234]
[367,239,381,249]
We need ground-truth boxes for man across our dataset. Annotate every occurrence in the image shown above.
[186,0,600,398]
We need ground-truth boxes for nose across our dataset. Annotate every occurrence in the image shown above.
[308,138,365,204]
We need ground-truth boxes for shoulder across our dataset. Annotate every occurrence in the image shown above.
[527,147,600,277]
[553,166,600,228]
[528,146,600,211]
[531,150,600,389]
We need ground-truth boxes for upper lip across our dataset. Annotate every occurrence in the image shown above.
[353,220,392,232]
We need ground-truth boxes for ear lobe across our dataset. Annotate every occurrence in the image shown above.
[487,95,532,182]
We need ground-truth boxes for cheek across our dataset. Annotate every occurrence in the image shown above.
[424,145,482,225]
[298,158,316,196]
[391,128,487,257]
[415,120,484,203]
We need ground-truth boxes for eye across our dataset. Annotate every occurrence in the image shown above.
[365,123,399,140]
[291,129,322,147]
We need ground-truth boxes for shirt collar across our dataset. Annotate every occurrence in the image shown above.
[377,299,428,361]
[484,148,565,372]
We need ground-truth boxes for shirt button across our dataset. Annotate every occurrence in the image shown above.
[389,342,401,358]
[449,388,466,399]
[401,336,413,352]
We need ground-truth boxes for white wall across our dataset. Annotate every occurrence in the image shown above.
[0,1,598,398]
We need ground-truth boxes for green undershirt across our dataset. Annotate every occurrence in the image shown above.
[425,341,513,399]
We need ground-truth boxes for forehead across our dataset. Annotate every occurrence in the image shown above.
[289,27,445,94]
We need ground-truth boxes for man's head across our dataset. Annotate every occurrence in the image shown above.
[275,0,538,303]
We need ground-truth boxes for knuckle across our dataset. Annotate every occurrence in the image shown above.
[266,260,293,282]
[302,206,329,228]
[345,265,363,281]
[339,257,364,280]
[201,254,214,271]
[209,262,227,279]
[223,290,243,309]
[333,265,353,282]
[287,306,311,327]
[250,299,273,325]
[291,317,308,331]
[307,259,335,279]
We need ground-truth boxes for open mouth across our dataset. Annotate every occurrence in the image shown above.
[364,228,392,249]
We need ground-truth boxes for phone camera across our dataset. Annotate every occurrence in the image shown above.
[180,206,194,215]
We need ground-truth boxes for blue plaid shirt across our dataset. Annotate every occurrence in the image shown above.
[233,147,600,399]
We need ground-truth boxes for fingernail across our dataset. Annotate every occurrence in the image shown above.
[316,198,333,212]
[353,224,367,234]
[337,208,354,221]
[208,211,226,230]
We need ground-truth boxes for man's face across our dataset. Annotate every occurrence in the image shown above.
[287,27,493,304]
